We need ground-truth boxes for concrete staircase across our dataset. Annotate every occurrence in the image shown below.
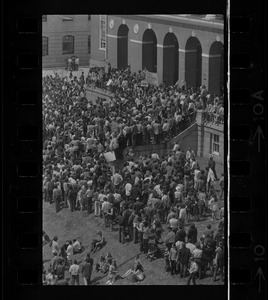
[133,121,198,158]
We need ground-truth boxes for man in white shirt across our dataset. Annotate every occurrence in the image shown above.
[125,181,132,201]
[102,197,111,227]
[69,259,80,285]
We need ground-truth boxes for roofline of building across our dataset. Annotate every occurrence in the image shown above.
[110,15,224,34]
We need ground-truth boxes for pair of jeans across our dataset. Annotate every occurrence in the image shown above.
[170,260,176,275]
[143,238,149,254]
[133,226,138,244]
[187,272,196,285]
[179,263,188,278]
[70,274,79,285]
[119,226,125,243]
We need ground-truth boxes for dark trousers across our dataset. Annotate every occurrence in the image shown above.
[194,258,202,279]
[47,190,53,204]
[70,274,79,285]
[180,263,188,278]
[119,226,125,243]
[128,225,133,241]
[187,272,196,285]
[139,233,144,252]
[55,196,61,213]
[170,260,176,275]
[133,227,138,244]
[69,198,75,212]
[143,238,149,254]
[87,197,92,214]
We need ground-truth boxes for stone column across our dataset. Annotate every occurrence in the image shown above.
[107,35,117,69]
[201,53,209,89]
[178,49,186,87]
[156,44,163,85]
[129,39,143,73]
[196,110,205,157]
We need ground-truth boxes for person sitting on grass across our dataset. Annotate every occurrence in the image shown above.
[91,231,105,253]
[121,255,145,284]
[96,255,109,274]
[73,239,82,254]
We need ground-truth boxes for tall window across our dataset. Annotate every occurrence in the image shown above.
[42,37,48,56]
[212,134,220,155]
[99,15,106,49]
[42,15,47,22]
[88,35,91,54]
[88,15,91,21]
[62,35,74,54]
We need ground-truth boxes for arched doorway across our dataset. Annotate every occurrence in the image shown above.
[185,37,202,90]
[163,33,179,85]
[117,24,129,70]
[142,29,157,72]
[209,41,224,96]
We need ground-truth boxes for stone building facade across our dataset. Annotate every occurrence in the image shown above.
[90,14,224,96]
[42,15,91,68]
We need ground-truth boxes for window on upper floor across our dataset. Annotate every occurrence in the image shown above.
[212,133,220,155]
[62,35,74,54]
[42,37,48,56]
[42,15,47,22]
[99,15,106,49]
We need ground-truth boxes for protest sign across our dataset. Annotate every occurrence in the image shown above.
[104,151,116,162]
[145,71,159,86]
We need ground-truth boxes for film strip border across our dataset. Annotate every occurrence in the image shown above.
[2,2,266,300]
[229,0,266,298]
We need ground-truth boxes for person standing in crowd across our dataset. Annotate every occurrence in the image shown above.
[208,155,218,180]
[51,236,59,256]
[69,259,80,285]
[80,256,92,285]
[219,173,224,200]
[187,257,198,285]
[178,242,191,278]
[116,211,127,244]
[164,227,176,251]
[169,243,178,276]
[187,223,198,245]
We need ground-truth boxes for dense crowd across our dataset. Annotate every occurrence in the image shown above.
[42,66,225,285]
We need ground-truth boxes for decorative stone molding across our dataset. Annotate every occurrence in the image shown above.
[133,23,139,34]
[109,19,114,29]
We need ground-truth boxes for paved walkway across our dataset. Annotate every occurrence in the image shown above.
[42,67,90,78]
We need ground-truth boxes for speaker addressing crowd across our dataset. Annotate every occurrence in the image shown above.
[42,65,225,285]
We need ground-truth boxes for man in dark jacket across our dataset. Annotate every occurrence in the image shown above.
[178,242,191,278]
[187,223,198,244]
[116,211,127,244]
[80,257,92,285]
[67,184,77,212]
[175,226,187,243]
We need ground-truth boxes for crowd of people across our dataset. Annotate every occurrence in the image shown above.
[42,65,225,285]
